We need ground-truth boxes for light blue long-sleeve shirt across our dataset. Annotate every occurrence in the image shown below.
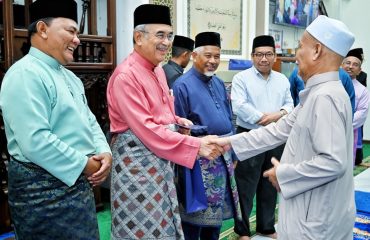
[231,66,293,129]
[0,47,111,187]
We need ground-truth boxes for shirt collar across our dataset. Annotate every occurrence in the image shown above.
[252,65,272,81]
[189,67,212,83]
[300,71,339,105]
[132,50,156,71]
[28,47,63,70]
[305,71,339,88]
[168,60,184,73]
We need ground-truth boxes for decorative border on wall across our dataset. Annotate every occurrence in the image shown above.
[187,0,243,56]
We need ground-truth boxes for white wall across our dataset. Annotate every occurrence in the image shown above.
[116,0,149,64]
[336,0,369,75]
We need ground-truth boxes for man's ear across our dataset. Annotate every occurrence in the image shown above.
[191,51,197,62]
[181,51,190,59]
[134,31,143,46]
[36,21,48,39]
[312,42,323,61]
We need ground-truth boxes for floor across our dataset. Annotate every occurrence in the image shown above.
[355,166,370,192]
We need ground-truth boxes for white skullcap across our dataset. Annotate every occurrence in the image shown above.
[306,15,355,57]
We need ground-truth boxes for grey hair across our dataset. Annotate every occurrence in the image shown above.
[134,24,146,32]
[193,46,204,54]
[133,24,146,44]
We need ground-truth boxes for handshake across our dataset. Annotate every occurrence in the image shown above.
[175,119,232,161]
[197,135,232,161]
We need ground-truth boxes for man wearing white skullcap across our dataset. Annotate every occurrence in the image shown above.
[210,15,356,239]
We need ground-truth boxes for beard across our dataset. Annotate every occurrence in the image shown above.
[204,71,215,77]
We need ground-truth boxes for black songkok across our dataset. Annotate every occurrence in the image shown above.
[173,35,194,51]
[29,0,78,23]
[346,48,364,62]
[252,35,275,51]
[134,4,171,27]
[194,32,221,48]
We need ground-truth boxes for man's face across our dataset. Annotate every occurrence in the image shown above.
[295,32,316,82]
[342,56,362,79]
[44,18,80,65]
[137,24,173,65]
[251,46,276,75]
[192,45,220,76]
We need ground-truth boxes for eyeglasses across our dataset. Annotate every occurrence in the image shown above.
[343,60,360,68]
[140,31,174,42]
[253,52,275,59]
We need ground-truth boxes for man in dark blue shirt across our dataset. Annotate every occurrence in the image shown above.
[163,35,194,88]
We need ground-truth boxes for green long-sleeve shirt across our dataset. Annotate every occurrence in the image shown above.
[0,47,111,186]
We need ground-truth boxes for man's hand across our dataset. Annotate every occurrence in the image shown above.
[198,135,227,160]
[209,136,232,152]
[83,158,102,177]
[177,118,193,127]
[263,157,281,192]
[257,112,281,126]
[86,152,112,186]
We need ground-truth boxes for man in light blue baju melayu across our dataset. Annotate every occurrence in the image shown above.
[0,0,111,239]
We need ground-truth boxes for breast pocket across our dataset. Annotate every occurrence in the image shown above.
[286,123,309,158]
[286,124,301,157]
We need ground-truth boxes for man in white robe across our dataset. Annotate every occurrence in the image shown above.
[213,15,356,239]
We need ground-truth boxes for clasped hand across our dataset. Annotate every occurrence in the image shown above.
[257,112,281,126]
[83,152,112,186]
[199,135,232,160]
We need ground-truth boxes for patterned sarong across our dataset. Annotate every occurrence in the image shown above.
[8,158,99,240]
[110,130,184,240]
[176,132,241,226]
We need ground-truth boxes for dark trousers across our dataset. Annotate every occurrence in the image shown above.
[182,222,221,240]
[234,126,285,237]
[355,148,364,165]
[355,126,364,165]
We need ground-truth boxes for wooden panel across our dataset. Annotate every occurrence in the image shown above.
[107,0,116,67]
[273,56,295,73]
[89,0,97,35]
[3,0,14,68]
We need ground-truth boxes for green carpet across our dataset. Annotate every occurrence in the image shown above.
[98,143,370,240]
[97,203,111,240]
[354,143,370,176]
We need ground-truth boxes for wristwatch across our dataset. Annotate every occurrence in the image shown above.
[280,110,286,117]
